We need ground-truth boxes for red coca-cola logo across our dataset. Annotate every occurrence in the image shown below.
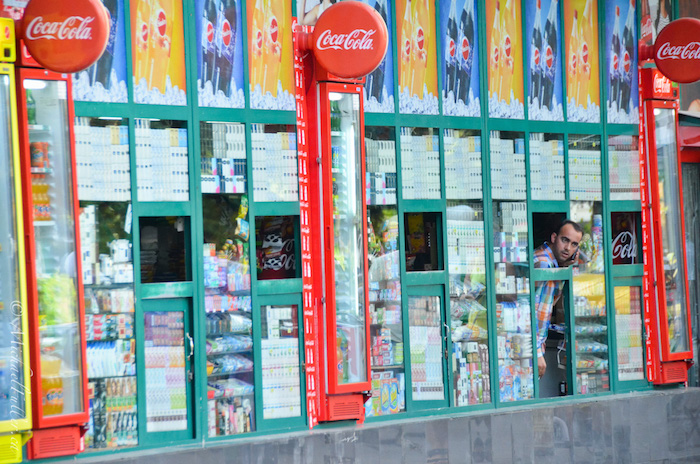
[492,44,499,65]
[504,34,511,58]
[612,53,619,71]
[461,37,470,61]
[4,25,9,39]
[21,0,110,73]
[403,37,411,58]
[416,26,424,51]
[623,50,631,73]
[140,21,148,43]
[269,16,278,44]
[653,73,672,95]
[206,21,214,44]
[654,18,700,83]
[570,49,577,71]
[545,45,553,68]
[155,8,166,36]
[222,19,232,47]
[255,29,263,51]
[581,42,589,64]
[448,38,455,58]
[311,1,388,79]
[533,47,540,66]
[612,231,637,263]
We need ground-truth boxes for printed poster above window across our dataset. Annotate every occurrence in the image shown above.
[564,0,600,123]
[605,0,638,124]
[197,0,244,108]
[130,0,187,105]
[486,0,524,119]
[73,0,128,103]
[440,0,480,117]
[526,0,563,121]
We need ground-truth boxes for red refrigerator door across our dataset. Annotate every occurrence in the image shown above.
[319,83,371,398]
[644,99,694,381]
[17,68,88,437]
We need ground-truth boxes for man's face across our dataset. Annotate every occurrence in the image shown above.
[550,224,583,267]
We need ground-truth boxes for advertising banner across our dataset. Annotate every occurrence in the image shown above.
[486,0,524,119]
[74,0,128,103]
[196,0,244,108]
[440,0,479,117]
[526,0,563,121]
[248,0,294,111]
[362,0,393,113]
[605,0,638,124]
[564,0,600,122]
[679,0,700,114]
[397,0,438,114]
[130,0,187,105]
[639,0,673,46]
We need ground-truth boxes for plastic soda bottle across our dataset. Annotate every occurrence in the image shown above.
[609,6,621,112]
[488,1,502,102]
[134,0,152,85]
[499,0,516,104]
[529,0,543,108]
[399,0,413,96]
[262,0,283,96]
[619,0,636,113]
[410,0,430,98]
[576,0,593,107]
[148,0,173,91]
[249,0,265,90]
[567,9,579,107]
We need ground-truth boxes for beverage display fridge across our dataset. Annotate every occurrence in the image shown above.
[0,19,33,464]
[16,50,89,458]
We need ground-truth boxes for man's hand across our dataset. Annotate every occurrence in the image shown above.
[538,356,547,378]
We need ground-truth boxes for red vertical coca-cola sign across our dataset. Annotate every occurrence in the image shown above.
[611,212,638,265]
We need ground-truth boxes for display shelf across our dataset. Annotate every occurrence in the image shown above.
[28,124,52,132]
[207,369,254,378]
[33,220,56,227]
[207,391,254,401]
[206,349,253,357]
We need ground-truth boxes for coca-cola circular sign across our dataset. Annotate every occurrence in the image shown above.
[654,18,700,84]
[21,0,110,73]
[312,1,388,79]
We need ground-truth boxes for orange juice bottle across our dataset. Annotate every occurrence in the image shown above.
[488,1,502,102]
[399,0,413,95]
[250,0,265,91]
[262,0,284,96]
[148,0,174,91]
[577,0,593,107]
[134,0,152,84]
[567,9,579,107]
[499,0,516,104]
[410,0,430,98]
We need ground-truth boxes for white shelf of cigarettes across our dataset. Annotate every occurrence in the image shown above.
[400,128,441,200]
[201,122,247,194]
[608,135,640,201]
[444,131,482,201]
[365,137,398,206]
[135,119,189,202]
[489,132,526,201]
[529,134,565,201]
[251,124,298,202]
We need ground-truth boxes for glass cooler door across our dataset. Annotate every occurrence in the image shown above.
[326,90,369,392]
[650,106,692,360]
[22,76,85,422]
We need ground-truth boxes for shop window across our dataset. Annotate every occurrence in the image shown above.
[135,119,189,202]
[404,212,442,272]
[200,122,247,194]
[608,135,640,201]
[400,127,441,200]
[569,136,609,394]
[614,287,644,381]
[365,127,405,417]
[261,305,302,419]
[408,296,445,401]
[255,216,298,280]
[529,133,565,201]
[76,117,137,450]
[444,128,490,406]
[611,212,641,265]
[251,124,298,202]
[140,217,189,283]
[491,131,533,402]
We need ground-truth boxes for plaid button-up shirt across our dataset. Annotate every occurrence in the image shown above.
[534,243,565,359]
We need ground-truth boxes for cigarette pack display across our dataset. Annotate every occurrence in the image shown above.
[490,131,526,201]
[75,118,131,201]
[444,130,482,200]
[200,122,247,194]
[84,377,138,449]
[608,135,640,201]
[569,136,602,201]
[251,124,298,202]
[135,119,189,202]
[365,137,398,205]
[408,297,445,401]
[400,127,441,200]
[529,133,565,200]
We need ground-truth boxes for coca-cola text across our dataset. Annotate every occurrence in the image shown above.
[656,41,700,61]
[25,15,94,41]
[316,28,376,51]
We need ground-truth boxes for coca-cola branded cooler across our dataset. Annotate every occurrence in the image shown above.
[639,67,694,384]
[17,43,89,459]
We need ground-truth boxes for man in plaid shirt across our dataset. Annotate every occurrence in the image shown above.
[534,220,583,378]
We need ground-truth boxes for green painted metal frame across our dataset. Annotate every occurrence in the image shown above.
[70,0,654,454]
